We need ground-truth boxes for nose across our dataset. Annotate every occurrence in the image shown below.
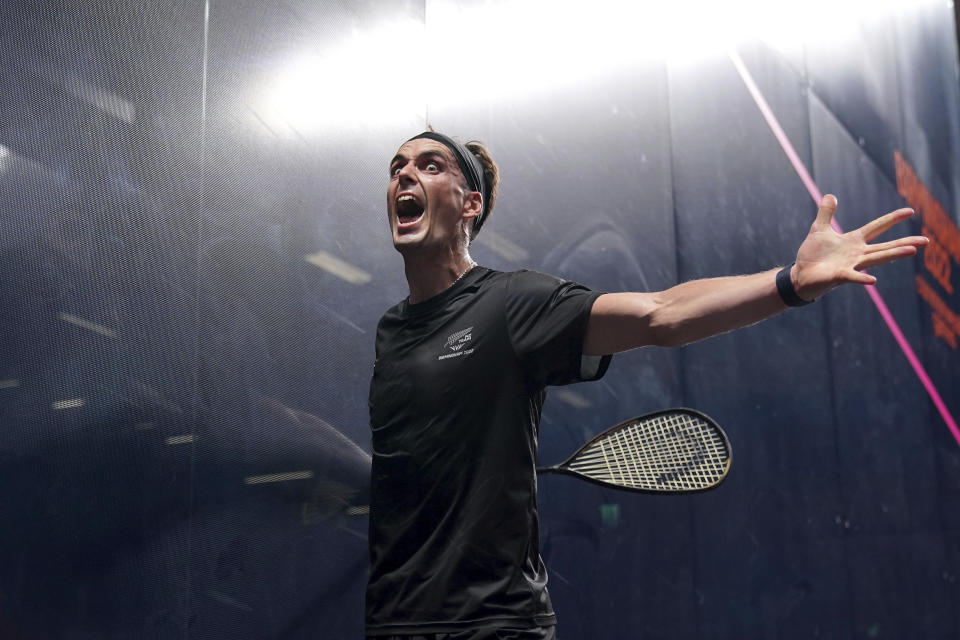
[396,159,416,183]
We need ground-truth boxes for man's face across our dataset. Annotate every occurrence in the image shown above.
[386,138,477,255]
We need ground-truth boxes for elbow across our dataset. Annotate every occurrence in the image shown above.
[588,292,689,353]
[647,320,688,348]
[646,303,695,348]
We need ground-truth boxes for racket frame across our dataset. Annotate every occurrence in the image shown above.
[536,407,732,494]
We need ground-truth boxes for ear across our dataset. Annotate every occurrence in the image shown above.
[461,191,482,221]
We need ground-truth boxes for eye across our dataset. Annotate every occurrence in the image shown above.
[425,162,439,172]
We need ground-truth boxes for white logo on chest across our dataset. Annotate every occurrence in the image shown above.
[439,326,475,360]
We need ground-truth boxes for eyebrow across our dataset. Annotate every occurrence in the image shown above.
[388,149,449,168]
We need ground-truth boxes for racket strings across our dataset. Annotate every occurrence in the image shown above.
[566,413,729,491]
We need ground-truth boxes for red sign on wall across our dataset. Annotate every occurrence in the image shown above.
[895,151,960,349]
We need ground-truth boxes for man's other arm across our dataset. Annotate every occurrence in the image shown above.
[584,195,928,355]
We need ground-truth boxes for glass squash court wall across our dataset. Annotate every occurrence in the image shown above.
[1,1,959,637]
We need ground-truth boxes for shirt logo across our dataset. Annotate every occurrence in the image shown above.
[439,327,475,360]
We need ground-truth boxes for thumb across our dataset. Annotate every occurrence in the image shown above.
[814,194,838,227]
[847,268,876,285]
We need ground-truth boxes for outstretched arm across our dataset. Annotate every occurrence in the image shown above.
[583,195,928,355]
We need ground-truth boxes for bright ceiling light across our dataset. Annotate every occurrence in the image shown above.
[260,19,427,136]
[258,0,940,135]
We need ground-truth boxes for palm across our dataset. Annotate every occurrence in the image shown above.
[792,195,927,301]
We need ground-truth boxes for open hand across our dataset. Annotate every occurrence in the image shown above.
[791,195,929,301]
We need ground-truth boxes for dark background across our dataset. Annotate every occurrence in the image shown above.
[1,1,959,638]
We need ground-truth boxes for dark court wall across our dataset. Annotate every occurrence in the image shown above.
[1,1,959,638]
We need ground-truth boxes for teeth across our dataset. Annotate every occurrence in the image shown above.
[396,193,422,225]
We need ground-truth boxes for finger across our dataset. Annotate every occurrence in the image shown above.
[856,245,919,270]
[859,207,914,242]
[814,194,838,227]
[864,235,930,254]
[844,268,877,285]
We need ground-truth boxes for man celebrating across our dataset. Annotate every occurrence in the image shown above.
[365,131,927,639]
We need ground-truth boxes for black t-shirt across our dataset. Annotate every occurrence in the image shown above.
[365,267,611,636]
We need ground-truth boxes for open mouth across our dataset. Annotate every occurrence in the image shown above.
[396,194,425,226]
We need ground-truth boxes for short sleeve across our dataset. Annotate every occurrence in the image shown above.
[505,270,612,387]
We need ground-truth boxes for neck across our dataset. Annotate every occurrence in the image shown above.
[402,249,476,304]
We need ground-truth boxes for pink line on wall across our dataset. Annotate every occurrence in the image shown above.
[728,50,960,447]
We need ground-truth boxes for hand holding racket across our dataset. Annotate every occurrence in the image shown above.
[537,408,731,493]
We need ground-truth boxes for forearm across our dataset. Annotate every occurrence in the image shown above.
[649,267,787,346]
[583,195,927,356]
[584,267,787,354]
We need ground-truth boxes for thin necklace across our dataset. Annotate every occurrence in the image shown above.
[453,260,477,286]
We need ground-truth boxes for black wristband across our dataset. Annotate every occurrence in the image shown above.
[776,264,813,307]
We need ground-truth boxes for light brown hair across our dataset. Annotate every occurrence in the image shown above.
[465,140,499,240]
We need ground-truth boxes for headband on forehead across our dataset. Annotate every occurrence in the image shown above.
[408,131,490,234]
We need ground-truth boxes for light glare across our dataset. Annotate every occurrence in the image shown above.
[260,0,939,133]
[262,19,426,136]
